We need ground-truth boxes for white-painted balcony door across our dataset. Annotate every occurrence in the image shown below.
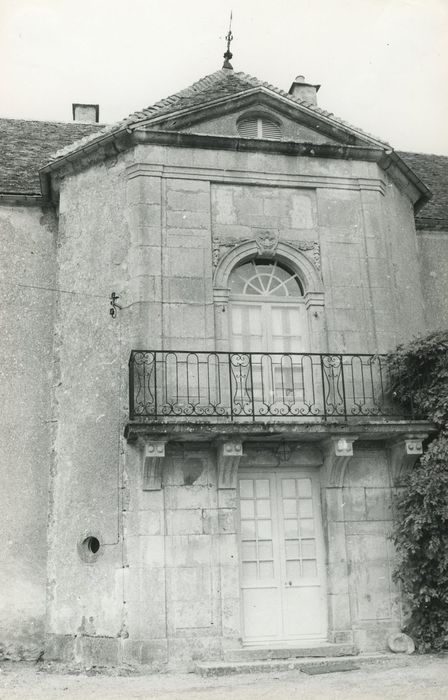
[230,301,309,408]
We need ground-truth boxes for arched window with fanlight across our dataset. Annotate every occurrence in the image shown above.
[228,259,309,354]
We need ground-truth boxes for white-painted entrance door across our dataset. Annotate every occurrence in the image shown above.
[238,470,327,644]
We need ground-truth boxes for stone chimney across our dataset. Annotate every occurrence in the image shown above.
[72,103,100,123]
[288,76,320,106]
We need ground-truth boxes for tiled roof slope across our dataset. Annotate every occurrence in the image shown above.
[0,118,102,195]
[48,69,391,163]
[399,151,448,226]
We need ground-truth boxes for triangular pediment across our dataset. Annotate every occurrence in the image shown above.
[147,94,341,145]
[133,73,388,149]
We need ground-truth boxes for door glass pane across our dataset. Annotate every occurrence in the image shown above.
[297,479,312,498]
[257,519,272,539]
[284,519,299,538]
[281,478,319,580]
[241,520,256,538]
[282,479,295,496]
[256,499,271,517]
[239,477,275,582]
[240,500,255,518]
[259,561,274,579]
[231,304,263,352]
[239,480,253,498]
[300,519,315,537]
[302,560,318,577]
[283,499,297,516]
[256,480,270,498]
[243,561,257,578]
[242,541,257,560]
[286,560,301,578]
[301,539,316,558]
[258,540,273,559]
[285,540,300,559]
[299,499,313,518]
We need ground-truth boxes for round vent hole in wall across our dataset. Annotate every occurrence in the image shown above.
[78,535,102,562]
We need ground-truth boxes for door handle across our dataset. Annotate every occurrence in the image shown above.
[285,581,292,586]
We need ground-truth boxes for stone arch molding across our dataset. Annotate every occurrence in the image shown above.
[213,237,323,299]
[213,235,327,352]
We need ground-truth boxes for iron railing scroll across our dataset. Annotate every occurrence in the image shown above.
[129,350,417,422]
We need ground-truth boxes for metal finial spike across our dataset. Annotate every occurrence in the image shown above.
[222,11,234,69]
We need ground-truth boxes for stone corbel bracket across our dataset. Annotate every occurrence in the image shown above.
[142,440,167,490]
[389,434,427,486]
[321,435,359,487]
[217,440,244,489]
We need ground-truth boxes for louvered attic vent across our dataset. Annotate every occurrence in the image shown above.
[237,116,282,140]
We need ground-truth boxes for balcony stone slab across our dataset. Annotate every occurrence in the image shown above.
[125,419,435,445]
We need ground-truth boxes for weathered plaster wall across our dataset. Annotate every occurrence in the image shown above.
[380,177,426,344]
[0,203,57,659]
[417,230,448,331]
[46,155,132,662]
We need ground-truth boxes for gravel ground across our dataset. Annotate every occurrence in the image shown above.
[1,655,448,700]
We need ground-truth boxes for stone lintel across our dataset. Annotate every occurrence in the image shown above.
[216,440,244,490]
[142,440,167,490]
[321,435,359,487]
[389,433,427,485]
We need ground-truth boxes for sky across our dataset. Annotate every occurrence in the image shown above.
[0,0,447,155]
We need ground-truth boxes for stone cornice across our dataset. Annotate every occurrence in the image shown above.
[126,161,387,195]
[39,127,430,211]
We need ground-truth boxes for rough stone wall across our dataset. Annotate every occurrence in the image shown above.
[417,229,448,331]
[0,203,57,659]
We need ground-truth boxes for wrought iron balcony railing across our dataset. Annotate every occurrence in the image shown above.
[129,350,418,422]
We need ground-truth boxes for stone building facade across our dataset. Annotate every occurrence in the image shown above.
[1,66,447,668]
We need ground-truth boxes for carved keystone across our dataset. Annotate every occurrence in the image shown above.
[217,440,244,489]
[255,230,279,257]
[321,435,359,487]
[143,441,167,491]
[389,435,426,486]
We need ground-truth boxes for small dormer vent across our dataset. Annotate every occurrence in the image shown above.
[237,116,281,140]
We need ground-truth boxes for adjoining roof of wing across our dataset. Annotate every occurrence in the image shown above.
[45,68,391,164]
[400,151,448,229]
[0,117,102,195]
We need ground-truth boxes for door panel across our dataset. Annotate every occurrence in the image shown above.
[239,475,281,640]
[278,476,327,640]
[239,470,327,644]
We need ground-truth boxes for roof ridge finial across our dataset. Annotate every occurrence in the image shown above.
[222,11,233,70]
